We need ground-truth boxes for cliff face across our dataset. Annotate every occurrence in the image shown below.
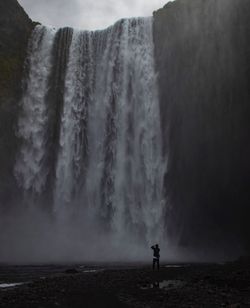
[154,0,250,252]
[0,0,33,206]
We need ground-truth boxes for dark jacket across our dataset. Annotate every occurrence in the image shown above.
[151,246,160,258]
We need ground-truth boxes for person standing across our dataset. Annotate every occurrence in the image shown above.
[151,244,160,271]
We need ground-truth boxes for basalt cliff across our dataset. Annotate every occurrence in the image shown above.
[154,0,250,253]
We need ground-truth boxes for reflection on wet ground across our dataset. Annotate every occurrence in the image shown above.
[0,283,25,289]
[79,266,104,273]
[141,280,185,290]
[0,265,105,284]
[0,264,105,289]
[164,264,191,268]
[82,269,103,273]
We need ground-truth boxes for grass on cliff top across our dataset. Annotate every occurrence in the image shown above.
[0,54,23,102]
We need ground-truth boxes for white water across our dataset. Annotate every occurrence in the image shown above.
[0,283,24,289]
[15,26,57,194]
[15,18,166,250]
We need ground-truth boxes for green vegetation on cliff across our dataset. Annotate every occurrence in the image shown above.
[0,0,34,205]
[0,0,34,104]
[0,55,23,101]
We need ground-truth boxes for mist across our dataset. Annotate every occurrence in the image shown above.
[0,207,154,264]
[0,206,238,264]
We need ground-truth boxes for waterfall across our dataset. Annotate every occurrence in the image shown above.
[15,18,166,245]
[15,26,57,194]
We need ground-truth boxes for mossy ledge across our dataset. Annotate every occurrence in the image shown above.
[0,0,34,206]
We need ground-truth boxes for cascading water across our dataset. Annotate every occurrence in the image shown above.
[15,17,166,253]
[15,26,57,194]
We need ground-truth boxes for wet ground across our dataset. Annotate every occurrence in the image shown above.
[0,261,250,307]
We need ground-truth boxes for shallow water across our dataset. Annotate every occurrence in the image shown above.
[164,264,190,268]
[0,264,105,284]
[141,280,185,290]
[0,283,24,288]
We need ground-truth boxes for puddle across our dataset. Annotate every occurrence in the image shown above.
[0,283,24,289]
[165,265,183,268]
[141,280,185,290]
[165,265,190,268]
[158,280,184,289]
[79,266,104,273]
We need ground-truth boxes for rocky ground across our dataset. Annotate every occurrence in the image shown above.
[0,261,250,307]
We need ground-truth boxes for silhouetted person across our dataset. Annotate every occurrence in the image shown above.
[151,244,160,271]
[152,281,160,288]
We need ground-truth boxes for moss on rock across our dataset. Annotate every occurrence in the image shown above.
[0,0,34,206]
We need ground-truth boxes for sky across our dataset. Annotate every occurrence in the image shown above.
[18,0,170,30]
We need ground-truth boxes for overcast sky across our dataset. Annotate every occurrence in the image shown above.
[18,0,170,30]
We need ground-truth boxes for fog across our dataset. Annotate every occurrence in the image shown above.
[0,206,240,264]
[0,207,160,264]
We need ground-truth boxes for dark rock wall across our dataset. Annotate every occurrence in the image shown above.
[0,0,33,206]
[154,0,250,252]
